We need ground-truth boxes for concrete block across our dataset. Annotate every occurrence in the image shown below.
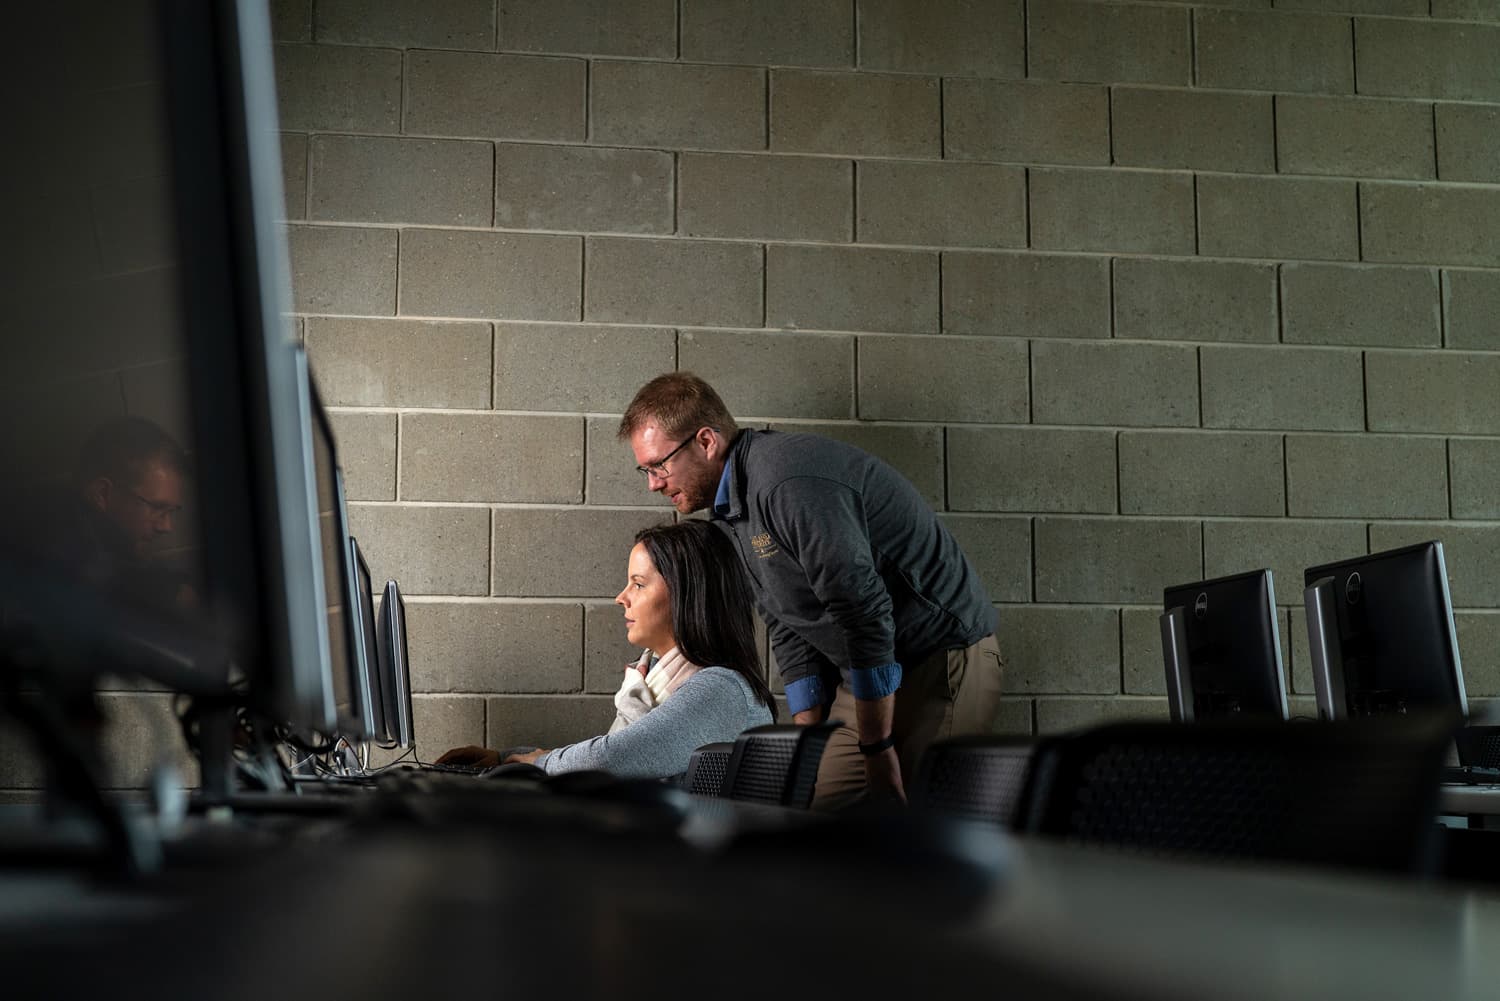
[401,413,583,503]
[943,252,1110,339]
[1202,518,1369,605]
[1277,95,1435,180]
[991,699,1034,737]
[400,229,581,321]
[936,515,1032,603]
[1436,104,1500,183]
[1276,0,1423,10]
[767,245,938,334]
[328,410,397,501]
[1432,0,1500,21]
[1122,607,1167,696]
[679,153,851,242]
[856,160,1026,249]
[1281,264,1441,348]
[1030,168,1194,255]
[491,508,669,597]
[315,0,495,49]
[1285,434,1449,518]
[1450,438,1500,520]
[287,225,397,315]
[280,132,306,220]
[406,601,582,693]
[586,237,762,328]
[1028,0,1190,85]
[1120,431,1285,517]
[308,136,491,226]
[998,605,1120,694]
[1362,183,1500,268]
[858,0,1024,77]
[494,144,671,235]
[1035,697,1169,735]
[767,421,946,509]
[1195,10,1354,94]
[683,0,853,67]
[1200,345,1364,431]
[592,61,766,151]
[271,0,311,41]
[97,695,198,789]
[1366,351,1500,435]
[304,317,493,409]
[1197,176,1358,261]
[369,696,484,767]
[586,418,676,508]
[1457,613,1500,696]
[495,323,674,413]
[948,426,1118,514]
[1288,606,1313,696]
[1368,522,1500,607]
[1445,269,1500,351]
[1356,18,1500,101]
[405,50,585,141]
[1112,88,1273,172]
[499,0,676,58]
[486,695,617,750]
[856,335,1027,424]
[943,79,1109,165]
[1035,517,1203,604]
[273,43,401,133]
[678,330,854,420]
[771,70,939,157]
[1114,258,1276,344]
[585,600,641,694]
[1031,341,1198,428]
[346,503,491,596]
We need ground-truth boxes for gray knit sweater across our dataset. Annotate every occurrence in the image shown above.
[535,667,772,779]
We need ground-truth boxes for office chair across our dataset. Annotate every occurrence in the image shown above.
[722,722,841,809]
[1456,725,1500,769]
[911,737,1036,827]
[1018,715,1457,875]
[682,742,735,797]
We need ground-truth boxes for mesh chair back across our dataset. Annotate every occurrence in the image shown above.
[1456,725,1500,769]
[1020,715,1455,875]
[723,722,841,808]
[912,737,1036,827]
[682,742,734,797]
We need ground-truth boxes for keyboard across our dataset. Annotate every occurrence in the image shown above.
[1442,765,1500,785]
[424,762,489,776]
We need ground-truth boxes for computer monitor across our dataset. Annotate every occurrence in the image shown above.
[349,536,390,745]
[1160,569,1288,723]
[378,580,415,749]
[1302,541,1467,722]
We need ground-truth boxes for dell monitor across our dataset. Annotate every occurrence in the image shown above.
[1161,569,1288,723]
[378,579,415,749]
[1302,541,1467,722]
[350,536,390,745]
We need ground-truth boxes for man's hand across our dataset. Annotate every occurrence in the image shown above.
[435,745,500,768]
[503,748,548,765]
[792,708,825,726]
[863,746,907,806]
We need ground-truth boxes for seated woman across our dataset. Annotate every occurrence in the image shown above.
[436,520,777,780]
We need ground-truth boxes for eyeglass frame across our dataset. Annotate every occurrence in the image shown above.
[635,429,715,480]
[128,488,183,522]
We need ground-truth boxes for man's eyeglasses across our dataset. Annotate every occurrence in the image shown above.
[130,490,182,523]
[635,433,699,480]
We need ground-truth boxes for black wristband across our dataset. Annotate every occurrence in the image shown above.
[857,734,897,756]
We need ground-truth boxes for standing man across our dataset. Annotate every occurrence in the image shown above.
[619,373,1003,809]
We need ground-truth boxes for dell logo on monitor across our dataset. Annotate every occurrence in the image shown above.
[1346,572,1363,605]
[1194,592,1209,620]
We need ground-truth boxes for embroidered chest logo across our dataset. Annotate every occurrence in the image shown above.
[750,532,780,559]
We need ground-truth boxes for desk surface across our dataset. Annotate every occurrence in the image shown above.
[1440,782,1500,816]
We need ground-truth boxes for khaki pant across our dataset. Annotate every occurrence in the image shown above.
[811,634,1005,812]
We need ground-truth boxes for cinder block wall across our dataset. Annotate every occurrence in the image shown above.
[273,0,1500,758]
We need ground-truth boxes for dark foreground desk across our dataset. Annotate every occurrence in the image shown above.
[2,786,1499,1001]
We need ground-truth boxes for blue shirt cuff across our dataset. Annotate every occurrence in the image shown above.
[784,676,825,716]
[849,662,903,701]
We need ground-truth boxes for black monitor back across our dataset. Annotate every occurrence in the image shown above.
[377,579,415,749]
[1303,541,1466,720]
[1162,569,1287,722]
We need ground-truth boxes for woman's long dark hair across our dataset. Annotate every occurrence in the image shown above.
[635,520,777,721]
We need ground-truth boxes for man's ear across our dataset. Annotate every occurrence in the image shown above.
[699,426,723,460]
[82,476,112,512]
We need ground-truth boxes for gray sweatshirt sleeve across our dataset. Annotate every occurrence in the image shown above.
[536,668,771,779]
